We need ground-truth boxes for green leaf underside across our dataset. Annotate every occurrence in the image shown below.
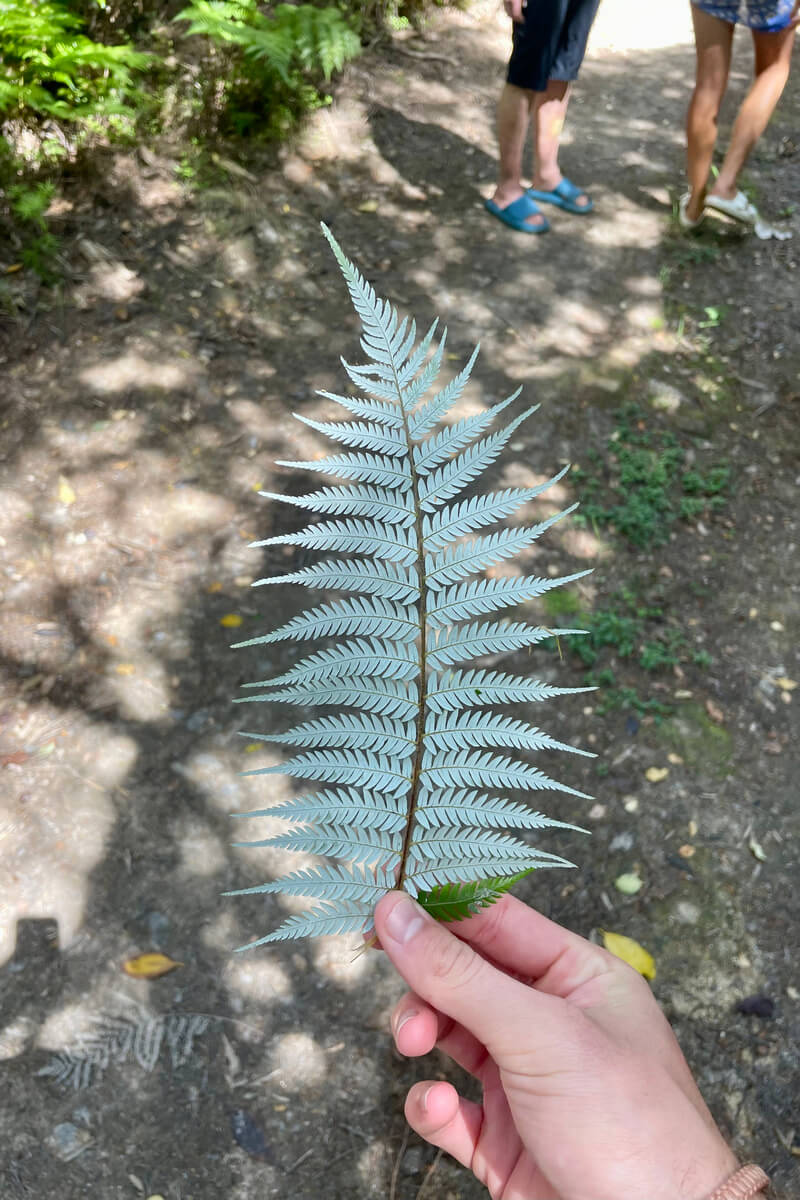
[231,225,591,946]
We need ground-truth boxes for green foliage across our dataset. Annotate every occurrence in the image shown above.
[226,227,593,945]
[175,0,360,135]
[0,0,152,123]
[416,871,534,922]
[572,405,730,548]
[547,588,711,719]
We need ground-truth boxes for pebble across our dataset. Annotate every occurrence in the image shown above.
[46,1122,93,1162]
[610,832,635,852]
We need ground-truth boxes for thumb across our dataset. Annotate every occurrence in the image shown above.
[374,892,572,1062]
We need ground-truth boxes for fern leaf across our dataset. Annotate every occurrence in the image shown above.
[415,871,534,923]
[426,667,593,713]
[275,452,413,490]
[412,392,519,474]
[235,678,418,719]
[252,559,419,603]
[422,473,569,549]
[241,637,418,689]
[417,407,536,510]
[233,597,418,647]
[240,714,415,757]
[254,518,416,564]
[227,226,594,944]
[258,485,414,526]
[293,414,407,456]
[427,568,592,625]
[425,509,577,592]
[422,711,594,757]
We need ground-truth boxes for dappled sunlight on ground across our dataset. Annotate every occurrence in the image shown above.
[1,0,799,1193]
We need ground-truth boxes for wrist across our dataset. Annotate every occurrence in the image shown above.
[704,1163,770,1200]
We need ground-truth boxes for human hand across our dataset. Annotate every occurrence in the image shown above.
[374,892,739,1200]
[503,0,526,24]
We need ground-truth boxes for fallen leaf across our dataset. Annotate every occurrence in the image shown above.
[678,843,696,858]
[748,836,767,862]
[206,581,223,593]
[220,613,243,628]
[244,743,262,753]
[645,766,669,783]
[1,750,29,767]
[122,952,183,979]
[357,200,378,213]
[115,663,136,675]
[667,753,684,765]
[775,677,797,691]
[614,873,643,895]
[230,1109,273,1161]
[705,698,724,723]
[688,819,698,838]
[58,476,76,506]
[601,930,656,980]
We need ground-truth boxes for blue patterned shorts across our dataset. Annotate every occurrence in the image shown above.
[692,0,796,31]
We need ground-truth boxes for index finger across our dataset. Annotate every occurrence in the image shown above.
[441,893,614,997]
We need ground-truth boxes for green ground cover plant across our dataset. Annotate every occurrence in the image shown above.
[571,404,730,548]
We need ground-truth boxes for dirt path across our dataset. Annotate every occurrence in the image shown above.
[1,4,799,1197]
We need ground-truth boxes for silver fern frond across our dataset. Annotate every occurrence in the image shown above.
[230,224,593,947]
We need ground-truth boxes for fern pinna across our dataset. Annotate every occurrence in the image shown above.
[228,226,593,946]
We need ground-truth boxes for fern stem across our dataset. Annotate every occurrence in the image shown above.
[395,364,427,893]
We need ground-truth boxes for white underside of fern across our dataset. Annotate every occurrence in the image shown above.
[228,226,593,947]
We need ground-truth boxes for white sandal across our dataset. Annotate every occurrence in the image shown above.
[704,190,758,226]
[678,193,704,230]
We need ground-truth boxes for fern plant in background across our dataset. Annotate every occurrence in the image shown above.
[175,1,360,135]
[0,0,151,123]
[229,226,594,946]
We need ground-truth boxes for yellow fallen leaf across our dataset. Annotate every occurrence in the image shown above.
[220,613,243,627]
[601,930,656,980]
[748,835,767,862]
[357,200,378,213]
[58,476,76,506]
[775,677,797,691]
[5,262,23,274]
[244,742,262,753]
[115,663,136,675]
[645,766,669,783]
[206,580,223,593]
[678,843,695,859]
[614,873,643,895]
[123,952,183,979]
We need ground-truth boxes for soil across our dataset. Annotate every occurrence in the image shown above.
[1,3,799,1198]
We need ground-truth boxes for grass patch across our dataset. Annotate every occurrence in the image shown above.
[572,404,730,548]
[547,587,710,719]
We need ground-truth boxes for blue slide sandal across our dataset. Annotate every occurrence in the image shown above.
[484,194,550,234]
[527,178,593,215]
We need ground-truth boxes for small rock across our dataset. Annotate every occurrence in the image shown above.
[610,832,635,852]
[401,1146,425,1176]
[46,1122,93,1162]
[735,995,775,1019]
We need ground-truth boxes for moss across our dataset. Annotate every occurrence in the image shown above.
[543,588,582,618]
[656,702,733,777]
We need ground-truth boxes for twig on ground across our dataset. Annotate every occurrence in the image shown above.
[389,1126,410,1200]
[415,1148,443,1200]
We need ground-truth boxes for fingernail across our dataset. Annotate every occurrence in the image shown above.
[421,1084,435,1113]
[384,894,426,946]
[394,1008,418,1035]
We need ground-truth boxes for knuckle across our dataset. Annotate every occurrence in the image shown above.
[429,931,485,991]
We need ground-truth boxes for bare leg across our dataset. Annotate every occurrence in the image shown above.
[491,83,545,228]
[711,23,796,200]
[530,78,589,206]
[686,7,733,222]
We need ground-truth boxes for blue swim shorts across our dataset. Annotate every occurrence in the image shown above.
[691,0,796,31]
[507,0,602,93]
